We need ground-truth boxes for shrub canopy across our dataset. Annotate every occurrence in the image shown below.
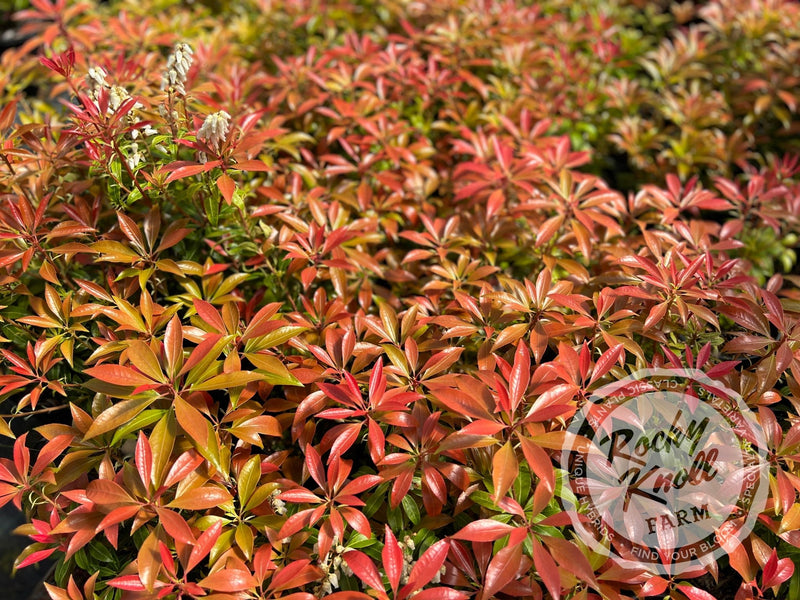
[1,0,800,599]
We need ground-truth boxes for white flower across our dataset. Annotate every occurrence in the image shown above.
[108,85,130,111]
[126,142,142,171]
[126,152,142,171]
[197,110,231,153]
[86,66,108,89]
[431,565,445,584]
[161,42,194,95]
[271,498,286,515]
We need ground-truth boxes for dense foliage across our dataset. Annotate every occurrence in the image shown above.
[1,0,800,599]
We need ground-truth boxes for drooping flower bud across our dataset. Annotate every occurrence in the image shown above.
[197,110,231,154]
[108,85,130,112]
[86,66,108,90]
[161,42,194,95]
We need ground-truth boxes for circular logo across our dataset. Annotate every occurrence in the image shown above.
[559,368,768,575]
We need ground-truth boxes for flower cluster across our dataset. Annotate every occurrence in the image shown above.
[160,42,193,95]
[197,110,231,156]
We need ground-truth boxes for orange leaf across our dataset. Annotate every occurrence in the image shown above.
[168,485,232,510]
[83,397,155,440]
[492,441,519,502]
[127,341,166,383]
[217,173,236,205]
[83,364,155,387]
[174,395,209,447]
[86,479,136,506]
[137,529,161,592]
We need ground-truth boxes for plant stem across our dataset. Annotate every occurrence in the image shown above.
[0,405,70,419]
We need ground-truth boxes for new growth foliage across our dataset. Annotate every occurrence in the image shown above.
[1,0,800,599]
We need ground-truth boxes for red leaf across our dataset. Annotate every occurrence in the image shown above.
[164,315,184,377]
[330,422,361,458]
[413,590,468,600]
[452,519,516,542]
[165,162,216,182]
[518,437,554,492]
[135,432,152,489]
[187,520,222,573]
[343,551,383,590]
[589,344,624,384]
[383,526,403,594]
[762,548,795,589]
[542,536,597,587]
[198,569,255,592]
[676,585,719,600]
[340,474,383,497]
[97,505,140,531]
[267,559,322,592]
[480,543,525,600]
[486,189,505,219]
[156,508,195,545]
[193,299,226,333]
[278,488,323,503]
[341,506,372,537]
[401,539,450,595]
[278,508,316,539]
[305,445,326,489]
[107,575,145,591]
[640,576,669,596]
[15,548,56,569]
[509,342,530,412]
[532,538,561,600]
[429,387,494,421]
[163,451,204,489]
[644,301,669,330]
[31,434,72,478]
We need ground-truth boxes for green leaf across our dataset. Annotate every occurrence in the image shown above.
[513,463,532,505]
[363,482,390,518]
[387,504,403,532]
[110,409,167,445]
[245,353,301,386]
[401,495,421,526]
[205,194,219,227]
[470,490,500,510]
[237,456,261,507]
[191,371,266,391]
[246,326,307,352]
[88,541,117,564]
[346,532,375,549]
